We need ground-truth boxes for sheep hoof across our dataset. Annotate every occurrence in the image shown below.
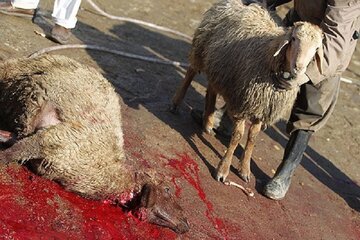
[215,168,229,182]
[216,175,227,182]
[168,104,179,114]
[0,130,13,143]
[0,130,16,147]
[240,173,250,183]
[204,127,215,136]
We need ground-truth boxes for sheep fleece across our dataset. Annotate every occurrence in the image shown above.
[190,0,299,124]
[0,55,132,199]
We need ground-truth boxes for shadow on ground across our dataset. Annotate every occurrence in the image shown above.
[265,122,360,212]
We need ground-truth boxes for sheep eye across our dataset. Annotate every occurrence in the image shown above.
[291,37,296,42]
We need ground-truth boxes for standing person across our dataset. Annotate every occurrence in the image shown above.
[0,0,82,44]
[262,0,360,200]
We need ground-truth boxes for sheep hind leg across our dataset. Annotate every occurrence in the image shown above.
[203,84,217,135]
[216,119,245,182]
[0,101,60,164]
[237,119,262,182]
[0,130,14,143]
[170,66,197,114]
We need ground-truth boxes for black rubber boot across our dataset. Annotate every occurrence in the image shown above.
[263,129,312,200]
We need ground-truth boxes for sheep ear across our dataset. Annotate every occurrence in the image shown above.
[315,45,324,74]
[273,39,289,57]
[140,184,157,208]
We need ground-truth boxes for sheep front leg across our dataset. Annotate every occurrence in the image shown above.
[237,119,262,182]
[203,84,217,135]
[0,133,44,164]
[216,119,245,182]
[170,66,197,113]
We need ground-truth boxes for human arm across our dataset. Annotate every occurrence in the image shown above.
[306,0,360,85]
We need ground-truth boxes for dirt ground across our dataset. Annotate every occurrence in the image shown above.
[0,0,359,239]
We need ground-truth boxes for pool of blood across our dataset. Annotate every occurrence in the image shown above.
[0,165,176,239]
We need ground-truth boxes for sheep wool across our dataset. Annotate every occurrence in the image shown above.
[0,55,132,199]
[191,0,303,124]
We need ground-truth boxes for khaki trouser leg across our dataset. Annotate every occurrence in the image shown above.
[287,75,341,134]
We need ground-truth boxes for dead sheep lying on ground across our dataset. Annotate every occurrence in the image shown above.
[0,54,189,234]
[171,0,323,183]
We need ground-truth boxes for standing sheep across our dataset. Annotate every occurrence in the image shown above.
[0,55,189,234]
[171,0,323,183]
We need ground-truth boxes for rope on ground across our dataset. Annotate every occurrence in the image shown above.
[341,77,360,86]
[85,0,192,41]
[28,39,190,68]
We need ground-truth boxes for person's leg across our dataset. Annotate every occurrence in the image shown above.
[50,0,81,44]
[52,0,81,29]
[0,0,38,18]
[11,0,39,9]
[263,129,312,200]
[263,75,341,200]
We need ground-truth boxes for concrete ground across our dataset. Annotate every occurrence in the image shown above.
[0,0,359,239]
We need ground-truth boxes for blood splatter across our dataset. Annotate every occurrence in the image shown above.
[171,176,182,198]
[164,153,228,240]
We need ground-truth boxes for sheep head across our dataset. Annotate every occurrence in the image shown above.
[274,21,324,78]
[139,183,190,234]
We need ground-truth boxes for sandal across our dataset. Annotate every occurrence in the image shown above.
[50,24,72,44]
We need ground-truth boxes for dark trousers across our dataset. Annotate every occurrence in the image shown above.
[287,76,341,134]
